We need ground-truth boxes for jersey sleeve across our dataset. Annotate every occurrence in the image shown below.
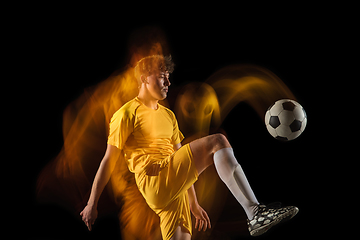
[107,108,134,150]
[171,113,184,145]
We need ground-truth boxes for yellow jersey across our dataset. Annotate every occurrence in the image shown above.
[107,97,184,174]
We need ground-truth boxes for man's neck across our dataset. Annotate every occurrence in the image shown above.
[137,91,159,110]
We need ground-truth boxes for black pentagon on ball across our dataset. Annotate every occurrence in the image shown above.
[269,116,280,128]
[282,101,296,111]
[276,136,288,141]
[290,119,302,132]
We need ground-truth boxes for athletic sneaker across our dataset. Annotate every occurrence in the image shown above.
[247,202,299,237]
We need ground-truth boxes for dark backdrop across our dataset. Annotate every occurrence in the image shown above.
[15,4,344,240]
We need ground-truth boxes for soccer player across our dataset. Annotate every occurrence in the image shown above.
[80,55,298,240]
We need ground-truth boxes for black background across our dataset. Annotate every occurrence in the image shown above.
[12,3,349,240]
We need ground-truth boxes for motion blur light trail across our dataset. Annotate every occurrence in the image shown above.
[175,65,295,139]
[207,64,296,123]
[175,82,221,139]
[37,58,296,239]
[37,66,165,239]
[37,66,137,202]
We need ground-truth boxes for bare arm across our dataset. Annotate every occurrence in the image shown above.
[80,144,121,230]
[187,184,199,207]
[87,144,120,207]
[174,142,182,151]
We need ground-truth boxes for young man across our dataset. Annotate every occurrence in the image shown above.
[80,55,298,240]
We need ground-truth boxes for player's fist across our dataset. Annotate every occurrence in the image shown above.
[80,204,98,231]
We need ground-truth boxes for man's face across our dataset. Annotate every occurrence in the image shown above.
[145,71,171,100]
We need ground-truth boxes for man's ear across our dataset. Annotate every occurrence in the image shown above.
[140,75,149,84]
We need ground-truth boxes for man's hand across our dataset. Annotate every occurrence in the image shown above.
[79,144,119,231]
[190,203,211,232]
[80,204,98,231]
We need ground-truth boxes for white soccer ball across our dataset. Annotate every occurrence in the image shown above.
[265,99,307,141]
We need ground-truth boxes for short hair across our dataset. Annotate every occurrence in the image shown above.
[134,55,175,86]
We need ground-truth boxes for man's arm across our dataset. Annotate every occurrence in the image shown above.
[188,184,199,208]
[80,144,121,230]
[174,143,182,151]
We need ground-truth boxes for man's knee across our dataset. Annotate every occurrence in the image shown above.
[211,133,231,152]
[212,133,227,143]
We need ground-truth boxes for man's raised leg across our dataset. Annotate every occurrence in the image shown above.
[189,133,299,237]
[189,134,259,220]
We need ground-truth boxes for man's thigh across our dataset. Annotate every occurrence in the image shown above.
[189,134,231,175]
[170,225,191,240]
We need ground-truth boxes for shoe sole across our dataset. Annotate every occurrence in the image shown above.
[250,207,299,237]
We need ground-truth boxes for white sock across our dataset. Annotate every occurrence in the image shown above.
[214,148,259,220]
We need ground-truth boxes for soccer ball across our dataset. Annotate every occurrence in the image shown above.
[265,99,307,141]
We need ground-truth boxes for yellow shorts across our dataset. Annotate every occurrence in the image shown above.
[135,144,199,240]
